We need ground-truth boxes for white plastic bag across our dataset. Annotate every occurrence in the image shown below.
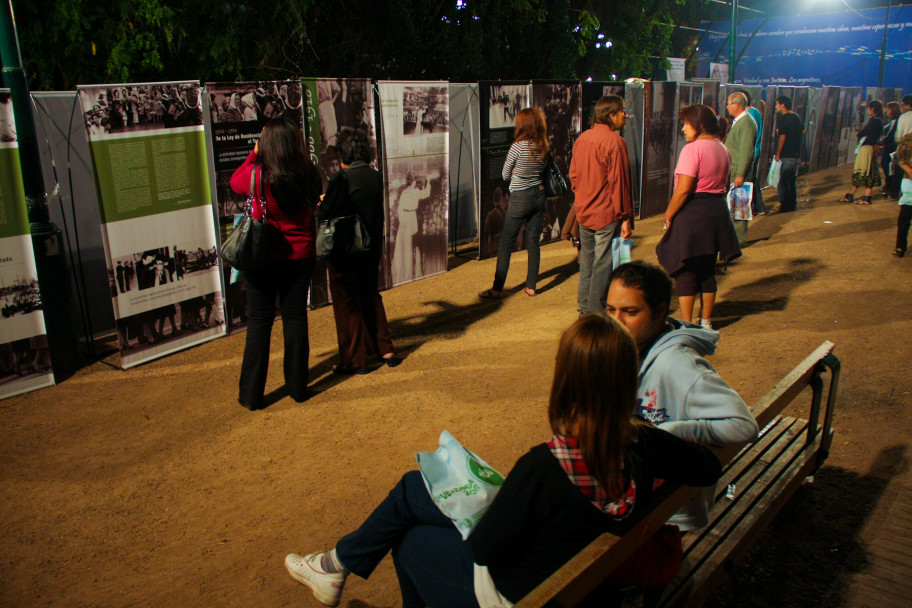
[767,159,782,188]
[726,183,753,221]
[416,431,505,540]
[611,237,633,269]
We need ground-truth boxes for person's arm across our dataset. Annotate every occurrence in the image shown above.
[643,426,723,488]
[228,150,257,197]
[664,174,697,229]
[775,133,786,161]
[901,162,912,180]
[502,142,519,181]
[656,365,759,447]
[615,137,634,237]
[471,452,542,567]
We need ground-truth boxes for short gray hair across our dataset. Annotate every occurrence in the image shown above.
[728,92,748,109]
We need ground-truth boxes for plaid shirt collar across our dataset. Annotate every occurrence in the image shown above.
[548,435,636,518]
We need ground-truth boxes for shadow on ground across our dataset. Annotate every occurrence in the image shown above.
[706,444,909,608]
[712,258,824,329]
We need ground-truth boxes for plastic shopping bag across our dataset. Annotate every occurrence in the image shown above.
[767,159,782,188]
[726,183,753,221]
[611,237,633,269]
[416,430,505,540]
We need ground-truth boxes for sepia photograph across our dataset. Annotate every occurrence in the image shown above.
[488,84,530,129]
[79,84,203,138]
[402,86,449,136]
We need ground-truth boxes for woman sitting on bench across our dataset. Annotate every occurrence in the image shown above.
[284,315,723,608]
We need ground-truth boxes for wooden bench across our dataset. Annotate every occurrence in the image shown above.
[516,341,840,608]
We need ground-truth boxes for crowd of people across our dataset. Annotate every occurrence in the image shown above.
[216,93,911,606]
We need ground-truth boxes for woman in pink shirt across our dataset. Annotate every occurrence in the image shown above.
[657,105,740,329]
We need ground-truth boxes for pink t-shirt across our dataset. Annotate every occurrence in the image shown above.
[674,138,732,194]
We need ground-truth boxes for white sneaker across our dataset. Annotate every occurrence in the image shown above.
[285,553,346,607]
[700,318,713,329]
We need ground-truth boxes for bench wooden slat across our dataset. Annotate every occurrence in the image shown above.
[681,416,807,555]
[661,428,831,608]
[749,341,834,429]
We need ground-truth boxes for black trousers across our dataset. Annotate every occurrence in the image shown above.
[238,258,315,406]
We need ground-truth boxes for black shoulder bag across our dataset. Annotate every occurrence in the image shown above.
[542,153,569,198]
[316,170,372,259]
[219,166,268,271]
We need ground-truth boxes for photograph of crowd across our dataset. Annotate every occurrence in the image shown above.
[488,84,530,129]
[80,84,204,137]
[402,86,449,136]
[0,277,42,319]
[109,244,218,296]
[0,335,50,385]
[208,81,303,127]
[115,291,224,352]
[386,156,449,286]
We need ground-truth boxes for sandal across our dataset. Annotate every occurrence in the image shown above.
[524,287,536,297]
[893,248,905,258]
[854,196,872,205]
[478,289,502,300]
[838,193,854,203]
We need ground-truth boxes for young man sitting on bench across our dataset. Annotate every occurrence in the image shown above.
[606,261,759,531]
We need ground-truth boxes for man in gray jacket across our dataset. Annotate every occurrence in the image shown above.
[606,261,759,531]
[725,92,758,245]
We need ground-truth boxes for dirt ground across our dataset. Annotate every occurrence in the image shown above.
[2,163,911,608]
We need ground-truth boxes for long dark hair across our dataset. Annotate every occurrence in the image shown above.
[548,315,641,498]
[257,117,316,215]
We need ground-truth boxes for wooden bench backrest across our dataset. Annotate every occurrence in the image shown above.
[515,341,837,608]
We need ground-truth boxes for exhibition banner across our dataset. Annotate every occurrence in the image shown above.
[0,90,55,398]
[532,81,581,246]
[78,82,225,369]
[641,81,678,219]
[698,7,912,88]
[205,80,305,327]
[301,77,381,301]
[378,81,450,286]
[478,81,531,260]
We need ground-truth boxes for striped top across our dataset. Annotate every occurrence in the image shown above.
[502,139,546,192]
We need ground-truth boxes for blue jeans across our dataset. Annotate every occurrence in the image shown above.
[336,471,480,608]
[777,157,799,211]
[492,186,545,291]
[239,258,315,405]
[577,221,619,314]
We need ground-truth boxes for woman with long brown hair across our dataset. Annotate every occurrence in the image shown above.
[229,117,322,410]
[480,107,549,298]
[283,315,721,608]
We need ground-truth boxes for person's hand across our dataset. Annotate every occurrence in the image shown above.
[774,154,780,162]
[664,215,673,231]
[734,176,744,188]
[254,140,259,155]
[620,219,632,239]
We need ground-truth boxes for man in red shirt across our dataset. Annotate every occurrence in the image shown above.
[569,95,635,314]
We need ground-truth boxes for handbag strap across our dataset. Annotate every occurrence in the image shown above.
[249,166,267,219]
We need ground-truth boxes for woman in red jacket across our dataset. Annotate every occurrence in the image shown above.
[229,118,322,410]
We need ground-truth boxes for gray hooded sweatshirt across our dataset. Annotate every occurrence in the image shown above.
[637,319,759,530]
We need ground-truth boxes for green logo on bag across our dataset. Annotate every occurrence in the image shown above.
[468,457,504,487]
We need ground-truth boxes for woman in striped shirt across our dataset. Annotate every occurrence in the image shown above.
[480,108,549,298]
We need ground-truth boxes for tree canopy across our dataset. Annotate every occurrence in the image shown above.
[12,0,704,90]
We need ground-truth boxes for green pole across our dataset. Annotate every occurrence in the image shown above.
[729,0,738,83]
[877,0,892,88]
[1,0,81,379]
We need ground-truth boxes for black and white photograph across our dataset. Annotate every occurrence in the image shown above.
[402,86,449,136]
[115,290,224,353]
[208,81,303,127]
[79,83,204,138]
[0,276,42,319]
[109,243,217,296]
[0,92,16,142]
[641,81,678,217]
[386,156,449,287]
[488,84,530,130]
[0,335,50,385]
